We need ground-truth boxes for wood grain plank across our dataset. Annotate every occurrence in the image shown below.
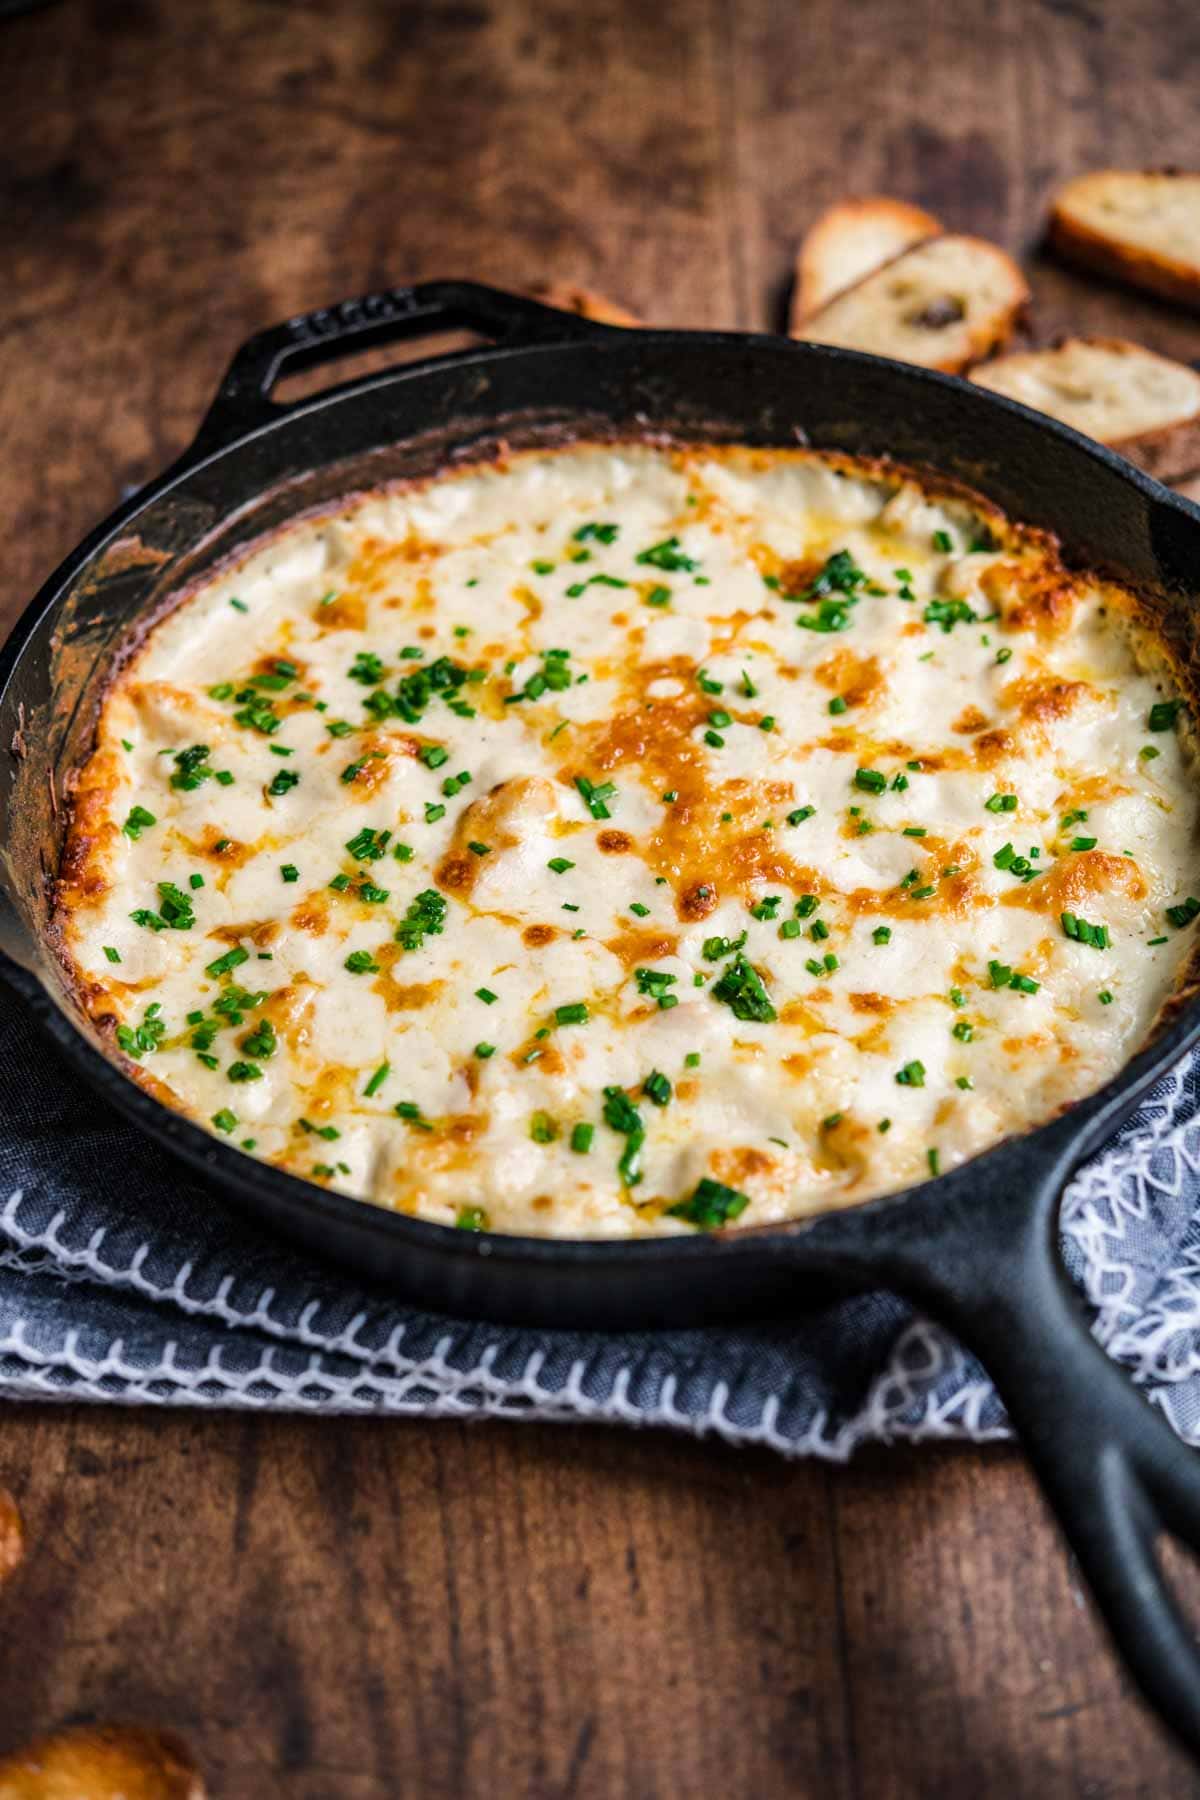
[0,1411,855,1799]
[835,1446,1200,1799]
[0,0,737,632]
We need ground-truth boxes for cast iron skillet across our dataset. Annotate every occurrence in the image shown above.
[4,281,1200,1751]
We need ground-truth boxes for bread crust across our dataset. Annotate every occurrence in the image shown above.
[794,234,1030,373]
[792,196,942,326]
[972,335,1200,482]
[524,281,640,327]
[0,1724,205,1799]
[0,1486,22,1589]
[1049,170,1200,313]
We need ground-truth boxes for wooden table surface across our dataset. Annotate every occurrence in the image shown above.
[2,1,1199,1794]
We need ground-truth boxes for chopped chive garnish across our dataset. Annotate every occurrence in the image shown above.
[576,775,617,820]
[468,841,491,857]
[829,696,847,716]
[895,1061,926,1087]
[476,987,498,1004]
[548,857,575,874]
[474,1043,496,1059]
[711,953,776,1022]
[345,950,380,974]
[206,946,249,978]
[668,1176,749,1230]
[872,926,891,945]
[570,1121,594,1153]
[636,535,697,572]
[643,1070,672,1107]
[103,945,121,963]
[787,806,815,826]
[122,805,157,840]
[1149,700,1182,732]
[212,1109,238,1133]
[952,1020,974,1041]
[1061,911,1110,948]
[555,1001,589,1026]
[395,888,447,952]
[364,1063,390,1097]
[1099,990,1114,1005]
[1166,897,1200,929]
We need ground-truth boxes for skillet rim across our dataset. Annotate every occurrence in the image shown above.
[7,319,1200,1270]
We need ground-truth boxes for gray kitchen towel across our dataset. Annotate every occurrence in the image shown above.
[3,993,1200,1457]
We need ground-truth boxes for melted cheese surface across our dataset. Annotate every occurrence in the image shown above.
[59,445,1200,1237]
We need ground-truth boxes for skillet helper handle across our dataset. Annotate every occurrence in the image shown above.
[192,279,616,451]
[894,1151,1200,1756]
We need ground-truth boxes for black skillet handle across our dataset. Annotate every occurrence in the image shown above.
[191,280,620,454]
[883,1131,1200,1755]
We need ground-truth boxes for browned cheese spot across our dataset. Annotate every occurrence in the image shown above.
[1005,849,1147,915]
[711,1145,775,1187]
[435,775,557,898]
[372,943,446,1013]
[813,648,886,708]
[982,553,1081,639]
[952,705,991,735]
[605,927,679,969]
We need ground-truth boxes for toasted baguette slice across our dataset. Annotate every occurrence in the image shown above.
[525,281,640,326]
[792,197,942,326]
[971,337,1200,481]
[1050,170,1200,312]
[794,235,1029,373]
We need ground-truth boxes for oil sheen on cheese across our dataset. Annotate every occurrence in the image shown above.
[58,445,1200,1237]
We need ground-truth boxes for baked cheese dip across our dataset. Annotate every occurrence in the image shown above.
[57,444,1200,1238]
